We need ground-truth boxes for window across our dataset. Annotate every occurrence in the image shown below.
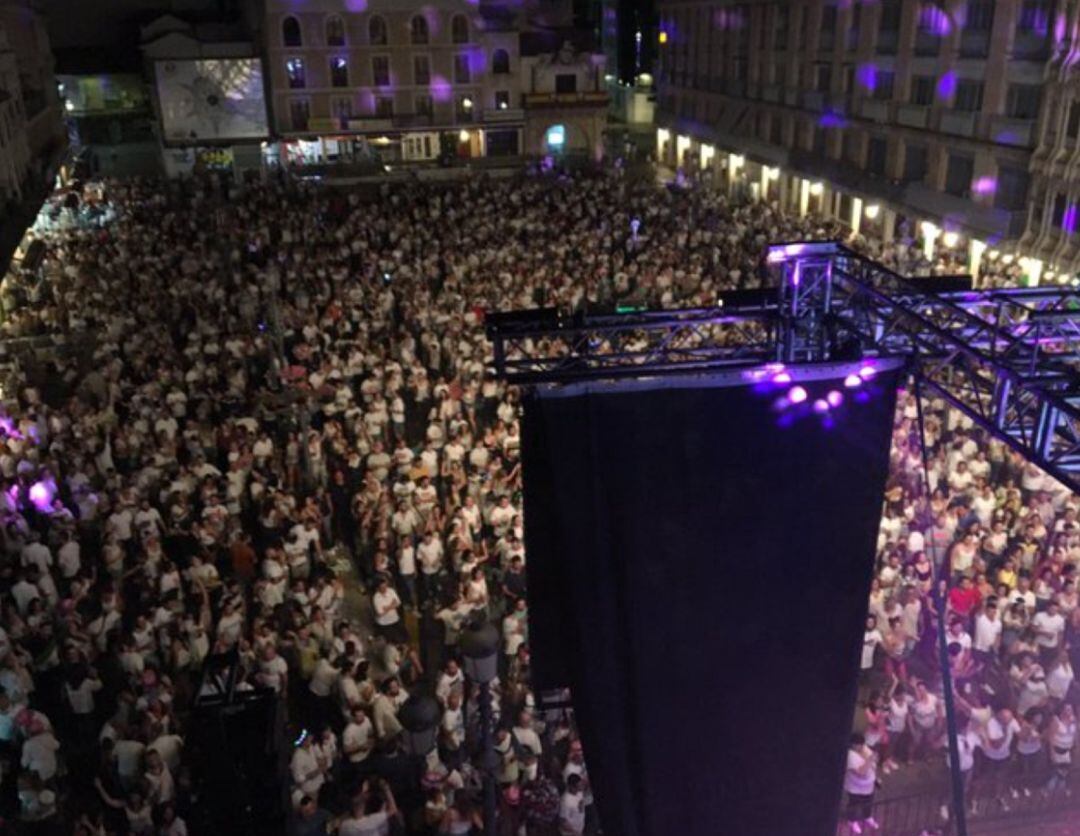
[775,5,789,48]
[1006,84,1041,119]
[821,5,837,32]
[954,80,983,112]
[878,1,901,33]
[289,99,309,131]
[1052,192,1068,228]
[414,55,430,85]
[911,75,934,106]
[326,15,345,46]
[286,57,305,89]
[454,54,471,84]
[282,16,302,47]
[1018,0,1050,33]
[966,1,994,31]
[867,136,887,176]
[842,130,861,163]
[329,57,348,88]
[556,73,578,94]
[1067,101,1080,140]
[369,16,387,45]
[452,14,469,44]
[816,64,832,93]
[411,15,429,45]
[415,94,433,116]
[492,48,510,75]
[495,90,511,110]
[372,56,390,87]
[375,96,393,118]
[995,166,1030,211]
[903,144,927,182]
[770,118,783,145]
[873,71,895,100]
[945,154,974,196]
[332,97,352,126]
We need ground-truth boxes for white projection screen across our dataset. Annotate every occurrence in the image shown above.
[155,58,269,144]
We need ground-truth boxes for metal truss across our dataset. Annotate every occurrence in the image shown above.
[485,241,1080,492]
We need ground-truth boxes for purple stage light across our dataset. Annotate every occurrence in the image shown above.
[844,374,862,388]
[1065,205,1079,235]
[818,111,847,128]
[827,390,844,408]
[972,176,997,196]
[919,4,952,36]
[936,71,957,99]
[773,372,792,384]
[788,386,808,404]
[430,76,452,103]
[813,399,830,414]
[856,63,877,92]
[28,481,53,512]
[344,0,368,10]
[859,365,877,380]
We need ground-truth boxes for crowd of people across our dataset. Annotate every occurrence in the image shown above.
[0,161,1068,836]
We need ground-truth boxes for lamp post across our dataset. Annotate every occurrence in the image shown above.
[461,620,500,836]
[399,694,440,759]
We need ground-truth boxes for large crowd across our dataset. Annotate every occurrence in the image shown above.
[0,162,1068,836]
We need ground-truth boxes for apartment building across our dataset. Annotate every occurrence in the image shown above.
[655,0,1062,282]
[0,0,65,209]
[263,0,607,164]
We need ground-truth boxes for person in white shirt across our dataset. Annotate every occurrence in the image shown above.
[980,708,1021,809]
[1032,601,1067,663]
[372,577,404,643]
[861,616,883,676]
[558,774,587,836]
[843,733,879,834]
[972,601,1002,663]
[342,707,375,780]
[20,723,60,782]
[290,733,326,803]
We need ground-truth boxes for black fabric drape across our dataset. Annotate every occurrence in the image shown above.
[522,368,900,836]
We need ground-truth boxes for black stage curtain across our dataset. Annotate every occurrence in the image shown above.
[521,368,900,836]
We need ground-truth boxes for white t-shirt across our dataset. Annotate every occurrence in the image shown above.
[843,748,876,795]
[982,716,1020,761]
[558,792,586,835]
[373,589,401,626]
[973,614,1002,653]
[1033,611,1066,648]
[343,718,374,763]
[862,629,882,670]
[339,811,390,836]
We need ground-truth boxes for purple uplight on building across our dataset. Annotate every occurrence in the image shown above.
[344,0,368,10]
[430,75,452,103]
[972,176,997,196]
[818,111,847,129]
[936,71,957,99]
[826,390,844,408]
[1064,205,1079,235]
[855,63,877,93]
[919,4,952,36]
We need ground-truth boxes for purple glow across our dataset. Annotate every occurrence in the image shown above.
[919,4,952,36]
[1064,205,1079,234]
[767,243,807,264]
[827,390,844,408]
[1055,12,1068,44]
[818,111,847,129]
[430,75,452,103]
[344,0,367,10]
[28,481,53,512]
[936,71,957,99]
[6,485,17,504]
[995,130,1020,145]
[856,63,877,92]
[713,8,744,30]
[844,374,863,388]
[0,416,13,435]
[858,365,877,380]
[813,399,830,414]
[788,386,808,404]
[773,372,793,384]
[972,176,997,196]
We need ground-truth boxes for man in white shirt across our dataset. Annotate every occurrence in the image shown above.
[1033,601,1066,664]
[342,707,374,776]
[973,600,1002,664]
[372,577,402,640]
[558,774,587,836]
[57,532,80,580]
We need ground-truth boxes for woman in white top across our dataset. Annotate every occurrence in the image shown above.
[1045,703,1077,795]
[372,576,406,644]
[843,733,879,834]
[883,686,910,771]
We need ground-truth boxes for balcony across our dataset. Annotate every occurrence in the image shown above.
[859,99,889,123]
[484,107,524,123]
[959,31,990,57]
[896,104,929,128]
[801,91,825,111]
[990,116,1034,147]
[522,91,608,109]
[940,111,976,137]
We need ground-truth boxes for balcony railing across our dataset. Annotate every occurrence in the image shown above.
[940,110,977,137]
[522,91,609,108]
[896,104,930,128]
[990,116,1034,147]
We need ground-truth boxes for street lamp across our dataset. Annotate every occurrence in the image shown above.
[461,620,500,836]
[399,694,440,758]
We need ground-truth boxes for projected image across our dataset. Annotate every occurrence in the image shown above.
[156,59,269,143]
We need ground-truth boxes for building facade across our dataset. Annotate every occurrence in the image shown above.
[0,1,65,208]
[262,0,607,165]
[655,0,1065,282]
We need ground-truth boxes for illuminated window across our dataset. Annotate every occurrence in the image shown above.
[452,14,469,44]
[492,49,510,75]
[282,16,302,47]
[411,15,429,45]
[330,57,348,88]
[495,90,510,110]
[326,15,345,47]
[286,57,306,89]
[546,124,566,151]
[369,16,387,46]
